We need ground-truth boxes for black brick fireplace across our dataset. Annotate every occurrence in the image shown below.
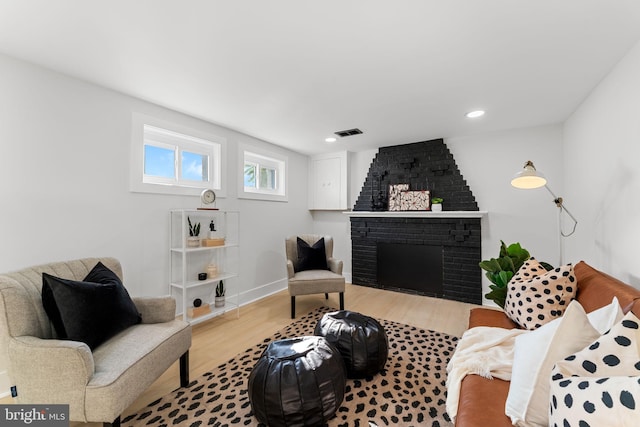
[349,139,483,305]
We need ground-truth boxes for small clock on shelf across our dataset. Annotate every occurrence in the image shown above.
[198,188,218,210]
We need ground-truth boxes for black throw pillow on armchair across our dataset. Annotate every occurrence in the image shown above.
[296,237,329,272]
[42,262,141,349]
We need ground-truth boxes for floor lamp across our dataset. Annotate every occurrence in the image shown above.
[511,161,578,265]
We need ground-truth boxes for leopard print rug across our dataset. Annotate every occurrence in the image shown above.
[122,307,459,427]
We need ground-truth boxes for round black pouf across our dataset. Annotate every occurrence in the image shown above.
[315,310,389,379]
[248,336,346,427]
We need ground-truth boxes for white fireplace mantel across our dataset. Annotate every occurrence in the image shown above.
[343,210,488,219]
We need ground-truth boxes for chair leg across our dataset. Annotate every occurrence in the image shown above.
[325,293,329,299]
[104,416,120,427]
[180,351,190,387]
[291,296,296,319]
[339,292,344,310]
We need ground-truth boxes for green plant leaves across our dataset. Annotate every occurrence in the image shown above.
[485,285,507,309]
[480,240,548,308]
[188,216,201,237]
[216,280,225,297]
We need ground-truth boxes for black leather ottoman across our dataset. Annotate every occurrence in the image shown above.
[248,336,346,427]
[315,310,389,379]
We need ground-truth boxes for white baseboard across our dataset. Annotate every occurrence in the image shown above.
[237,274,349,307]
[238,278,288,307]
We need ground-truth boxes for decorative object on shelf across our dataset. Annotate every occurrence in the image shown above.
[479,240,553,308]
[388,184,409,211]
[511,160,578,264]
[206,264,218,278]
[198,188,218,210]
[431,197,443,212]
[215,280,225,307]
[400,190,430,211]
[208,220,216,238]
[198,272,207,281]
[201,237,225,247]
[389,184,431,211]
[187,216,201,247]
[370,170,388,211]
[188,300,211,318]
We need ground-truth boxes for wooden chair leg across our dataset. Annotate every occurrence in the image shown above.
[325,293,329,299]
[104,416,120,427]
[291,296,296,319]
[339,292,344,310]
[180,351,190,387]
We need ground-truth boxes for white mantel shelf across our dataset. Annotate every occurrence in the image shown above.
[343,210,488,218]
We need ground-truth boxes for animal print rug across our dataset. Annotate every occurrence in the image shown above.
[122,307,459,427]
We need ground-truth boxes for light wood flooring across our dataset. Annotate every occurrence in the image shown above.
[2,284,478,426]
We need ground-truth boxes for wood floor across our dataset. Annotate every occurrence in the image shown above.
[2,284,479,426]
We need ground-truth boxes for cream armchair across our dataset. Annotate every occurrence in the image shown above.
[285,234,345,318]
[0,257,191,427]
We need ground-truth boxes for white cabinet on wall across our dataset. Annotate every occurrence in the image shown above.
[308,151,349,210]
[170,209,239,325]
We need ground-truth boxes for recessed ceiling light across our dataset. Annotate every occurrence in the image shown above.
[465,110,485,118]
[325,137,337,143]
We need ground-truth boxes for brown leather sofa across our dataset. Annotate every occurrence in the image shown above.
[455,261,640,427]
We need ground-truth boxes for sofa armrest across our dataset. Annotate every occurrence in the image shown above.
[468,307,520,329]
[9,336,94,403]
[327,258,343,275]
[287,260,295,278]
[132,296,176,323]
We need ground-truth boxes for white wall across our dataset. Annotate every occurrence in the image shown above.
[563,39,640,288]
[447,125,564,274]
[0,54,313,393]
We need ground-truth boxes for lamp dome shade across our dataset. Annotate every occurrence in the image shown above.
[511,161,547,189]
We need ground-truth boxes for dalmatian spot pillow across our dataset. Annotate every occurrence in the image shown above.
[503,257,545,318]
[549,311,640,427]
[508,257,547,284]
[505,262,576,330]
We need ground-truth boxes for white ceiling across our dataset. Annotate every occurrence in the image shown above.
[1,1,640,155]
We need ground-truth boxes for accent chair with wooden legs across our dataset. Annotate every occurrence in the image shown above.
[285,234,345,318]
[0,257,192,427]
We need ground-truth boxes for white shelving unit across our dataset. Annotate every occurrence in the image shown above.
[170,209,240,325]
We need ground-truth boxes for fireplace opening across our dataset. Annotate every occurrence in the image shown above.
[377,242,444,297]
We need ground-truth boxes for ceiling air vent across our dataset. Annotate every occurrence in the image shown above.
[334,128,363,138]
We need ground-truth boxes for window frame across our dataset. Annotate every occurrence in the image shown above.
[239,145,288,202]
[130,113,226,197]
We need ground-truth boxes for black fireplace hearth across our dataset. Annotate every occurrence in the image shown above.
[350,215,482,305]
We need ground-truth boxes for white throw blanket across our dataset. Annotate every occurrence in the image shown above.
[445,326,528,422]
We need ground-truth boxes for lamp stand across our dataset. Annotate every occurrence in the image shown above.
[544,185,578,265]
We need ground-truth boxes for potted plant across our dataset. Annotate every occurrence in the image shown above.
[479,241,553,308]
[187,216,201,247]
[215,280,225,307]
[431,197,443,212]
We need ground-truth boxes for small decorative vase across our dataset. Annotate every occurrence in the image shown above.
[207,264,218,278]
[214,296,225,308]
[431,204,442,212]
[187,237,200,247]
